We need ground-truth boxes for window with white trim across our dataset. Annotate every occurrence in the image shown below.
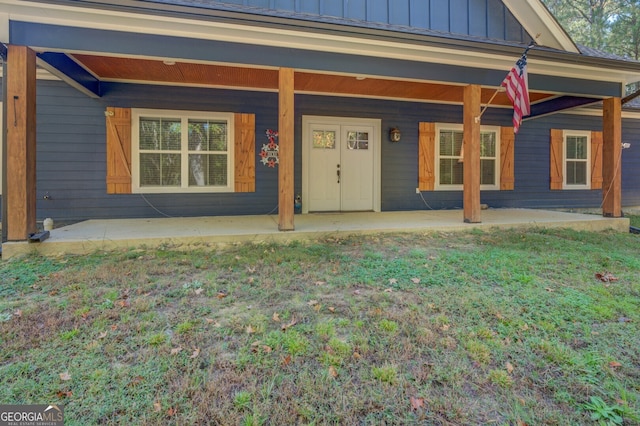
[563,130,591,189]
[435,124,500,190]
[132,109,234,193]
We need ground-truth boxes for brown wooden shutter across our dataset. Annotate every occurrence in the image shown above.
[500,126,515,190]
[591,131,603,189]
[106,107,132,194]
[418,122,435,191]
[550,129,563,190]
[234,113,255,192]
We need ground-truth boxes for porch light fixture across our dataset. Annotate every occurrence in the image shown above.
[163,60,176,66]
[389,127,401,143]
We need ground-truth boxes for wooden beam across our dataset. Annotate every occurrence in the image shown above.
[602,97,622,217]
[278,67,295,231]
[463,84,481,223]
[6,45,37,241]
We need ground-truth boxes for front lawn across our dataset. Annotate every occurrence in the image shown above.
[1,228,639,425]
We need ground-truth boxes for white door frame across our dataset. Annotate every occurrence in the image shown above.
[302,115,381,214]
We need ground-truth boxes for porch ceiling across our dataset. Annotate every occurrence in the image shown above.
[70,53,555,106]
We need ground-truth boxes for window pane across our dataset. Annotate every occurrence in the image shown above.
[481,159,495,185]
[140,153,181,187]
[209,154,228,186]
[140,153,160,186]
[480,132,496,157]
[566,161,587,185]
[139,119,161,150]
[161,120,181,150]
[346,131,369,150]
[189,154,227,186]
[439,131,463,156]
[313,131,336,149]
[566,136,587,160]
[139,118,181,151]
[161,154,181,186]
[188,120,227,151]
[439,159,463,185]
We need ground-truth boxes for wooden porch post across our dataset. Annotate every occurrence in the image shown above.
[6,45,37,240]
[278,67,295,231]
[602,97,622,217]
[463,84,481,223]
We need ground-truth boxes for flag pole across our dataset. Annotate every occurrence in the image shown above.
[476,39,537,122]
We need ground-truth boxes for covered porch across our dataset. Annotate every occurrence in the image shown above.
[1,209,629,259]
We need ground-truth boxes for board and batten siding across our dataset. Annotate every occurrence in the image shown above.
[2,79,638,224]
[214,0,529,43]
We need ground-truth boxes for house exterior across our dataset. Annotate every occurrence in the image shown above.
[1,0,640,244]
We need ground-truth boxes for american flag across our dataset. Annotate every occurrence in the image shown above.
[501,51,530,133]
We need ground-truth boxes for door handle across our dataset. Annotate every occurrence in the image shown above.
[337,164,340,183]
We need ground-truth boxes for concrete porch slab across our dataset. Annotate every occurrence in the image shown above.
[1,209,629,259]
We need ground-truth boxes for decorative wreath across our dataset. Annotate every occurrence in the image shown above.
[260,129,279,168]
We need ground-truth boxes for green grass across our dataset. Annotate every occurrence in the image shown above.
[1,228,639,425]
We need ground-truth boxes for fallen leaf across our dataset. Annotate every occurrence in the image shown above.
[170,347,183,355]
[110,324,118,331]
[14,309,22,318]
[506,362,514,374]
[282,355,291,366]
[328,366,338,378]
[262,345,273,353]
[98,331,108,339]
[129,375,144,387]
[117,299,130,308]
[153,401,162,412]
[353,289,361,295]
[609,361,622,368]
[314,281,326,286]
[516,420,528,426]
[248,277,254,284]
[545,287,555,292]
[384,288,393,293]
[194,288,204,295]
[246,325,256,334]
[216,291,227,299]
[410,396,425,411]
[328,307,336,313]
[272,312,281,322]
[440,324,450,331]
[281,317,297,332]
[595,272,618,283]
[247,266,256,273]
[313,304,322,312]
[190,348,200,359]
[59,372,72,381]
[353,352,362,360]
[167,407,177,417]
[205,318,215,324]
[388,278,398,285]
[56,390,72,398]
[307,300,319,306]
[411,277,421,284]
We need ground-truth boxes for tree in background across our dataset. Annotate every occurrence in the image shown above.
[542,0,640,93]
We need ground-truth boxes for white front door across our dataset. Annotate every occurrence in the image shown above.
[303,117,380,213]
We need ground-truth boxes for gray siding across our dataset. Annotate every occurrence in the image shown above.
[2,79,639,224]
[212,0,530,43]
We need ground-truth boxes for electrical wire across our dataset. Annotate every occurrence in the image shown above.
[417,190,434,210]
[140,194,175,218]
